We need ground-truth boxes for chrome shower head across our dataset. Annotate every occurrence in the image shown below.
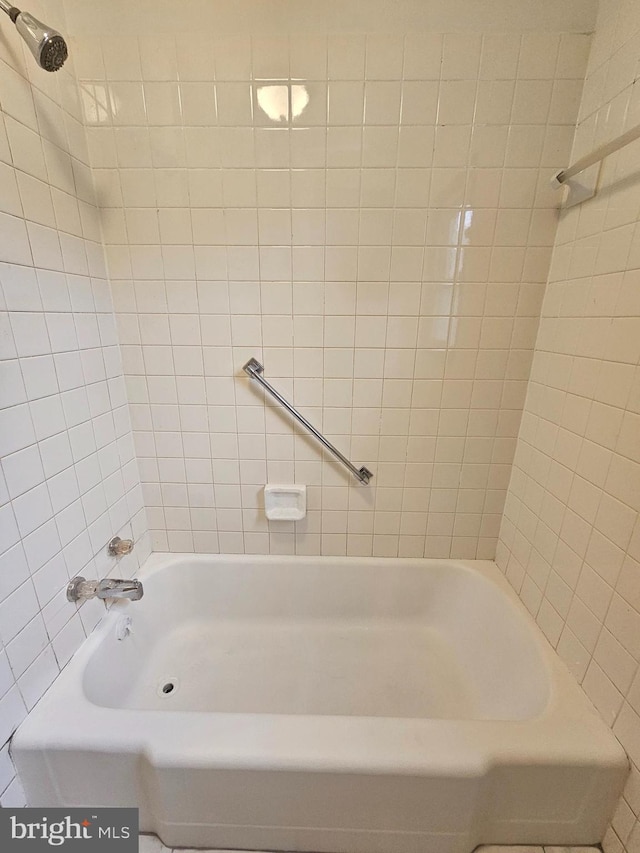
[0,3,68,72]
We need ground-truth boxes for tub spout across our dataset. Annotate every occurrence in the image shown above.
[97,578,144,600]
[67,576,144,603]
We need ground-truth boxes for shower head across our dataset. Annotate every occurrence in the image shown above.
[0,3,68,72]
[14,10,68,72]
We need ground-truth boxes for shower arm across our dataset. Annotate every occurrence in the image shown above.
[0,1,17,18]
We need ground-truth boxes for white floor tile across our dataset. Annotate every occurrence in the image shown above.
[139,837,600,853]
[544,848,601,852]
[164,848,601,853]
[475,847,544,852]
[475,847,599,852]
[138,835,170,853]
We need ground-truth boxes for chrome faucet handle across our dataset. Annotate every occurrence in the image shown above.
[67,577,98,602]
[107,536,134,557]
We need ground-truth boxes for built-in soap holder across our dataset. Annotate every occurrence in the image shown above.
[264,484,306,521]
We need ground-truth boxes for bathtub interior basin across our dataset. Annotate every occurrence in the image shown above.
[12,555,628,853]
[83,556,548,720]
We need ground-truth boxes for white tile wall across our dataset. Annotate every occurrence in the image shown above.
[496,2,640,852]
[0,0,149,803]
[63,1,592,559]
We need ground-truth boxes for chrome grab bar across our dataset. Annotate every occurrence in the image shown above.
[242,358,373,485]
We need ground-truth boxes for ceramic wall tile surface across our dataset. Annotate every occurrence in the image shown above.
[63,0,591,559]
[0,0,149,803]
[496,2,640,852]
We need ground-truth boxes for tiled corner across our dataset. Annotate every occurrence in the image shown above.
[496,3,640,853]
[0,0,150,804]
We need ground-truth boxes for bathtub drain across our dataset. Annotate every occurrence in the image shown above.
[157,677,179,698]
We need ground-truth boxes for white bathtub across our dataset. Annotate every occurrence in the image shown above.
[13,554,626,853]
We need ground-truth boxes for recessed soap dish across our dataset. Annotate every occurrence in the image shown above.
[264,484,306,521]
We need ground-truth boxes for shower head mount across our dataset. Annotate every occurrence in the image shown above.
[0,0,68,71]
